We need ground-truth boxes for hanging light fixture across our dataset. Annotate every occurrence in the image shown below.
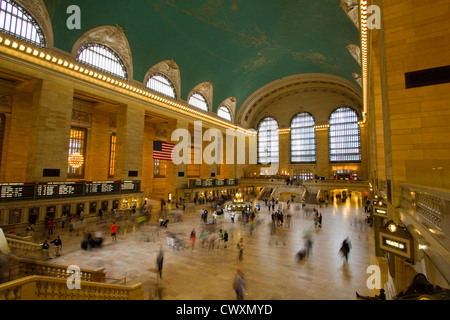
[68,151,84,168]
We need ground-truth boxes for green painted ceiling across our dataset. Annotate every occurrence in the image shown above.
[43,0,361,113]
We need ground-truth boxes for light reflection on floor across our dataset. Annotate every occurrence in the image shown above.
[27,198,378,300]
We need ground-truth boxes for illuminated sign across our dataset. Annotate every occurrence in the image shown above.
[379,233,413,259]
[384,238,406,251]
[0,180,141,202]
[374,208,387,216]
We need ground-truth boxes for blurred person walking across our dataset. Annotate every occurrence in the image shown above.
[237,237,244,261]
[190,229,196,250]
[223,230,229,248]
[156,247,164,279]
[339,237,352,263]
[233,269,247,300]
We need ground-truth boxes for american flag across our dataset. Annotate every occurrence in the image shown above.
[153,141,175,161]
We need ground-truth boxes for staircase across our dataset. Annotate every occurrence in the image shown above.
[303,191,318,205]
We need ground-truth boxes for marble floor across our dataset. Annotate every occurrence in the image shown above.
[22,197,384,300]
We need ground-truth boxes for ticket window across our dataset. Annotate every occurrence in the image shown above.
[101,201,109,212]
[9,209,21,224]
[46,206,56,220]
[28,207,39,224]
[62,204,71,216]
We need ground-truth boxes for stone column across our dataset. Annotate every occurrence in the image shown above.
[114,103,145,181]
[315,127,329,178]
[26,79,74,182]
[278,130,290,175]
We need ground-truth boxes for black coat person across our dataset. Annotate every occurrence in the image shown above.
[156,248,164,279]
[340,238,351,262]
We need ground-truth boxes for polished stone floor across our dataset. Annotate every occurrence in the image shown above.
[24,196,384,300]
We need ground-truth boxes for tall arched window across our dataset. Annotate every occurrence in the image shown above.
[0,0,46,47]
[329,107,361,162]
[146,73,176,99]
[257,117,279,164]
[291,112,316,163]
[76,43,128,80]
[217,106,232,121]
[188,92,208,111]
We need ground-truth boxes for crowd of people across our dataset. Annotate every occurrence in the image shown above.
[17,195,366,300]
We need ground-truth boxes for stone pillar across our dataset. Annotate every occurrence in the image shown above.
[278,130,290,175]
[26,79,74,182]
[173,118,189,191]
[115,103,145,181]
[315,127,329,178]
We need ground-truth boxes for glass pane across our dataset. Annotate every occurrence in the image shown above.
[290,113,316,163]
[217,106,232,121]
[188,92,208,111]
[257,117,279,164]
[329,107,361,162]
[0,0,45,47]
[146,73,176,99]
[77,43,127,80]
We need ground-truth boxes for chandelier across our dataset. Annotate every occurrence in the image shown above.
[68,152,84,168]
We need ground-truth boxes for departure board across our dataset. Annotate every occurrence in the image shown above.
[0,180,141,202]
[121,180,139,192]
[36,182,84,197]
[85,181,121,194]
[0,183,35,200]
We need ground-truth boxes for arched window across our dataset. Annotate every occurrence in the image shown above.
[257,117,279,164]
[76,43,127,80]
[217,106,232,121]
[0,0,45,47]
[146,73,176,99]
[188,92,208,111]
[291,113,316,163]
[329,107,361,162]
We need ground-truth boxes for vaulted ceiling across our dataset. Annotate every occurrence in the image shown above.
[42,0,361,114]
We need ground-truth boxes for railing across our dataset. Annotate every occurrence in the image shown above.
[0,275,143,300]
[10,258,107,283]
[5,238,42,253]
[4,233,32,242]
[399,183,450,232]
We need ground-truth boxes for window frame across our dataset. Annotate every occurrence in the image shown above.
[146,73,177,99]
[67,126,87,179]
[257,117,279,165]
[290,112,316,164]
[328,107,361,163]
[76,42,128,80]
[217,105,232,121]
[108,133,116,178]
[0,0,46,47]
[188,92,209,112]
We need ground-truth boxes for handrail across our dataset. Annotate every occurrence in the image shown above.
[4,233,32,242]
[5,238,42,252]
[10,257,107,283]
[0,275,143,300]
